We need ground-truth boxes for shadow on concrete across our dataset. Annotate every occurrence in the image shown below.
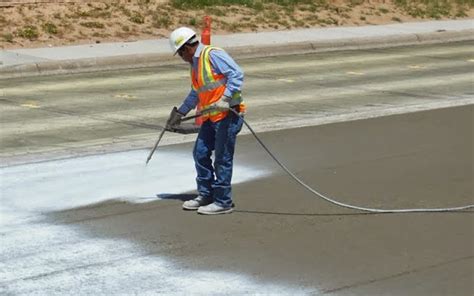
[156,193,197,201]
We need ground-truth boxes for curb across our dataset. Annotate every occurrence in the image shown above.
[0,52,180,79]
[1,29,473,79]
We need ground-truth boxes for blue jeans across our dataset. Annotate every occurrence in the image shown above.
[193,112,243,208]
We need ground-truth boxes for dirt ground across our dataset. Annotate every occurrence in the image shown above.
[1,0,473,49]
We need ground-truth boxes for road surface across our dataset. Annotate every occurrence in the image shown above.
[1,105,473,295]
[1,42,473,295]
[0,41,473,165]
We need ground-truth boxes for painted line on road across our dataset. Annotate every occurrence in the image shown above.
[407,65,426,69]
[114,93,138,100]
[346,71,365,75]
[277,78,295,83]
[20,101,41,109]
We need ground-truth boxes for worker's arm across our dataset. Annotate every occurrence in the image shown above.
[209,49,244,100]
[177,88,198,115]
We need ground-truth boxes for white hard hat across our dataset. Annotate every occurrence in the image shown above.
[169,27,197,55]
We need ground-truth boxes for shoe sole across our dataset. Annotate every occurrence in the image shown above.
[197,208,233,215]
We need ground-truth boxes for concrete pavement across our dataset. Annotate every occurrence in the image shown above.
[1,19,473,78]
[2,41,473,166]
[1,18,473,295]
[1,105,472,295]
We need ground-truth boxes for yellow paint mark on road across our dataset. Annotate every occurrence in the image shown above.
[468,59,474,62]
[346,71,364,75]
[277,78,294,83]
[20,101,40,109]
[114,93,137,100]
[408,65,425,69]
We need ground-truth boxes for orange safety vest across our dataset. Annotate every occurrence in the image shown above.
[191,46,245,125]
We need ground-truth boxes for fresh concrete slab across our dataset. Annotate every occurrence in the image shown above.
[1,106,472,295]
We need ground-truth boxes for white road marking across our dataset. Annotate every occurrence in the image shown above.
[277,78,295,83]
[20,101,41,108]
[346,71,364,75]
[408,65,425,69]
[114,93,137,100]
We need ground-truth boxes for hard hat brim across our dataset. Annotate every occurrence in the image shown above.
[173,35,197,55]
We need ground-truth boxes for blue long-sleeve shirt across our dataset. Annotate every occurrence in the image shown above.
[177,43,244,115]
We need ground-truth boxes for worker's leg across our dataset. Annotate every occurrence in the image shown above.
[193,120,215,198]
[212,113,244,207]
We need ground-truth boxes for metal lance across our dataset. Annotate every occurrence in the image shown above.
[145,112,205,165]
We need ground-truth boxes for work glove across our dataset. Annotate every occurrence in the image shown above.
[165,107,184,131]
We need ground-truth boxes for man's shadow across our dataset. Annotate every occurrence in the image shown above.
[156,193,197,201]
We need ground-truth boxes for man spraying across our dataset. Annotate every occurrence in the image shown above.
[167,27,246,215]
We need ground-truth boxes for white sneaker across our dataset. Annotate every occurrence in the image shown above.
[197,202,233,215]
[182,195,212,210]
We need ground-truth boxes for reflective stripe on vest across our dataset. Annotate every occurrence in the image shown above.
[199,46,223,87]
[195,78,226,94]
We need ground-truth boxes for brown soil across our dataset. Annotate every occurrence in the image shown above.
[1,0,473,49]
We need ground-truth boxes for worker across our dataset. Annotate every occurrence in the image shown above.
[166,27,246,215]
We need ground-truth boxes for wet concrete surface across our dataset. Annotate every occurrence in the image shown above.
[35,105,474,295]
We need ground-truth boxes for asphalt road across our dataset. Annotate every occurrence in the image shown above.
[0,41,473,166]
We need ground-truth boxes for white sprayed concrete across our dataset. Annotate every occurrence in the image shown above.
[0,150,317,295]
[0,149,268,213]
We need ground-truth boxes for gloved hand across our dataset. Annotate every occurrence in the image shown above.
[166,107,184,131]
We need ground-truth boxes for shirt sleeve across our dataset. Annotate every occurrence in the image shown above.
[209,49,244,98]
[177,88,198,115]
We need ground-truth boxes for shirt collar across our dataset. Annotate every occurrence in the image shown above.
[194,42,204,60]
